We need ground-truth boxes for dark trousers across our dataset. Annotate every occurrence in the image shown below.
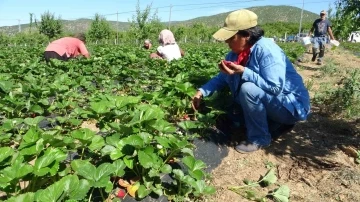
[43,51,69,63]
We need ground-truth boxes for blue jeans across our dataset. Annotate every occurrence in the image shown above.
[313,36,327,60]
[233,82,299,146]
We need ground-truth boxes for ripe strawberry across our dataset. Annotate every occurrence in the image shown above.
[117,189,126,198]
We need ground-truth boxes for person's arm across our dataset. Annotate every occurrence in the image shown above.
[327,21,335,40]
[308,27,314,36]
[198,73,227,97]
[241,52,286,96]
[327,27,335,40]
[192,73,227,110]
[156,46,165,59]
[79,42,90,58]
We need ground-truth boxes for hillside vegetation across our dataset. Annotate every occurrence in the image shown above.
[0,5,318,34]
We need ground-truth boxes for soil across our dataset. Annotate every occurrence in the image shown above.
[204,48,360,202]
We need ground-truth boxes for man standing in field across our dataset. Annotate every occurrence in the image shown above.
[308,10,335,65]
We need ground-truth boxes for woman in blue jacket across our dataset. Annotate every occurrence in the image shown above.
[192,9,310,153]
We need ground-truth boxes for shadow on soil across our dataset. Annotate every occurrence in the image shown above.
[265,111,360,169]
[195,103,360,171]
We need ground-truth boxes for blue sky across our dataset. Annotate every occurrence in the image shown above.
[0,0,335,26]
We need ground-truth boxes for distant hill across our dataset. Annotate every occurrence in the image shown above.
[0,5,318,34]
[175,5,318,26]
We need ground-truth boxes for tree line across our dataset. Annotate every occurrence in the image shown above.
[0,0,358,46]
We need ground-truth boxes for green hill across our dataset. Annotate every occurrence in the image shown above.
[174,5,318,26]
[0,5,318,34]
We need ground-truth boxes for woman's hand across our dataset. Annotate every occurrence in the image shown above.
[219,60,245,75]
[191,91,203,111]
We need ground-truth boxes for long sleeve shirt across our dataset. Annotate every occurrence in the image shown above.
[199,37,310,120]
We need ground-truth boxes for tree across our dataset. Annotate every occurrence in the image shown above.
[331,0,360,40]
[87,13,113,43]
[128,0,164,43]
[38,11,63,40]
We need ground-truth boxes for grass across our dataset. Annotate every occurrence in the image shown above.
[320,58,338,76]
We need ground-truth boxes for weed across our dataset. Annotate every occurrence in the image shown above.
[314,69,360,119]
[320,58,338,76]
[305,78,314,91]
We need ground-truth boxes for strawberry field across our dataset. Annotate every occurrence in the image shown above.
[0,43,306,202]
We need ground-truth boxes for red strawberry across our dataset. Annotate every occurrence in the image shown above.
[117,189,126,198]
[222,60,232,66]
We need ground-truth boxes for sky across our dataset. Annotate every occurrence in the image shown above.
[0,0,335,27]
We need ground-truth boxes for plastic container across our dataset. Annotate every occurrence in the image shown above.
[330,40,340,50]
[301,36,312,46]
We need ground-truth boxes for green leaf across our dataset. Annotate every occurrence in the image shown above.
[19,138,44,156]
[137,185,151,199]
[22,127,40,143]
[89,135,105,151]
[149,119,176,133]
[67,119,82,126]
[261,169,277,186]
[272,185,290,202]
[129,105,165,125]
[172,169,184,180]
[124,157,134,169]
[94,163,114,181]
[189,169,205,180]
[24,116,45,127]
[113,96,140,109]
[90,101,112,114]
[71,160,96,181]
[1,163,33,182]
[30,105,44,114]
[0,80,13,92]
[178,120,198,130]
[34,148,67,176]
[182,156,207,171]
[204,186,216,195]
[5,192,35,202]
[181,148,194,156]
[110,149,125,160]
[39,98,50,106]
[148,168,159,178]
[101,145,116,156]
[0,147,14,163]
[93,176,110,188]
[160,164,172,174]
[69,179,91,200]
[71,128,96,141]
[138,150,154,169]
[154,136,170,148]
[190,180,206,196]
[123,135,144,147]
[113,160,126,177]
[34,179,65,202]
[138,132,151,145]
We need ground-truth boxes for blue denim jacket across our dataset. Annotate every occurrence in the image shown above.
[199,37,310,120]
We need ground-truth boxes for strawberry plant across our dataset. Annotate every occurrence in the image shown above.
[0,43,303,201]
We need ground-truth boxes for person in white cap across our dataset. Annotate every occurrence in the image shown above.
[191,9,310,153]
[308,10,335,65]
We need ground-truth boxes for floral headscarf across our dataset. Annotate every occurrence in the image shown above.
[158,29,176,46]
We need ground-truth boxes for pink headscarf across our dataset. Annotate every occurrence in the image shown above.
[158,29,176,45]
